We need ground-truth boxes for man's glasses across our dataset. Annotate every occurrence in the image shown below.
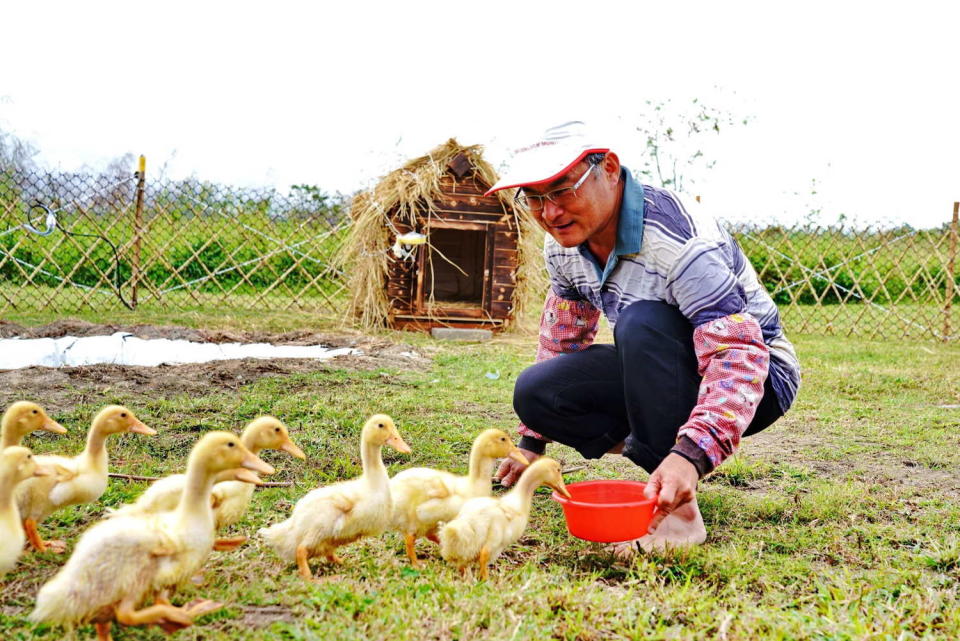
[515,162,599,213]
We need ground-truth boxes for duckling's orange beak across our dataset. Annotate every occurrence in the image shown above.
[548,475,571,499]
[33,464,55,477]
[386,433,411,454]
[128,418,157,436]
[508,448,530,465]
[42,417,67,434]
[241,451,275,476]
[230,468,265,486]
[279,439,306,459]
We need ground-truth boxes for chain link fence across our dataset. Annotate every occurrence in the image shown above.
[1,162,349,315]
[1,162,958,339]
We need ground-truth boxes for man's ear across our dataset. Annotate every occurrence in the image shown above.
[601,151,621,184]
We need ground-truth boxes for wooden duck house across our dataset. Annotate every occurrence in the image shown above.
[343,140,540,333]
[387,151,520,330]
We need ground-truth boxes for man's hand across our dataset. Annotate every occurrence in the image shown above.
[493,448,540,487]
[644,453,699,534]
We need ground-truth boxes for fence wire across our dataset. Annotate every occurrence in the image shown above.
[1,164,957,339]
[1,166,349,315]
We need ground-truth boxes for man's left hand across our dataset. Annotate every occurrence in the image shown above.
[643,453,699,534]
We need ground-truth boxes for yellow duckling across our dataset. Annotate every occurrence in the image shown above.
[438,457,571,580]
[1,447,53,575]
[1,400,67,448]
[108,416,305,549]
[390,428,528,566]
[259,413,411,581]
[16,405,156,553]
[30,431,275,641]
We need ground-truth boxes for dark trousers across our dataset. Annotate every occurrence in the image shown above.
[513,301,784,473]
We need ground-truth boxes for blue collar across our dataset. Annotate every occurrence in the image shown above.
[578,168,645,283]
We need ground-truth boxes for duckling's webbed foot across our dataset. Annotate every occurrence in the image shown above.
[152,602,220,635]
[181,598,223,618]
[114,598,194,632]
[44,539,67,553]
[157,619,192,635]
[213,535,248,551]
[426,531,441,545]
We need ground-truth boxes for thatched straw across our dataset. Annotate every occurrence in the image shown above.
[338,139,547,330]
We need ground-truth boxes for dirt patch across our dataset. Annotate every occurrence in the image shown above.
[0,322,430,415]
[534,416,960,498]
[238,604,298,628]
[737,421,960,495]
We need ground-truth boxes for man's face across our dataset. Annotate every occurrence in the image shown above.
[523,156,620,248]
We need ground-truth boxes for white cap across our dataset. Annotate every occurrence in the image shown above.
[485,121,609,196]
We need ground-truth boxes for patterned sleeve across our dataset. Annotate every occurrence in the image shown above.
[671,313,769,475]
[517,290,601,452]
[663,237,771,474]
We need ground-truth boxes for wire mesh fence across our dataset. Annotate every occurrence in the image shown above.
[1,162,349,316]
[1,161,958,339]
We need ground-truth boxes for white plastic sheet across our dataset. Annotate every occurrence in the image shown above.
[0,332,356,369]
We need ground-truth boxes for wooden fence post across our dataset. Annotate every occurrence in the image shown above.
[131,155,146,308]
[946,201,959,342]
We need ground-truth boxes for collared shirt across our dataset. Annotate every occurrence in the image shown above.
[576,168,646,284]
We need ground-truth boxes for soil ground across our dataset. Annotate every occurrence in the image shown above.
[0,320,430,415]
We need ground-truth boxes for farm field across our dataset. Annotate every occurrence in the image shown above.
[1,313,959,640]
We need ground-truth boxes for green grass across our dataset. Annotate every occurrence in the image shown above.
[0,283,348,321]
[1,317,960,639]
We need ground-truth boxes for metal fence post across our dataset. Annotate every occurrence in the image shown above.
[943,202,960,341]
[131,155,146,308]
[946,202,959,342]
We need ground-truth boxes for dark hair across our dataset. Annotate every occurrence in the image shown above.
[585,152,607,166]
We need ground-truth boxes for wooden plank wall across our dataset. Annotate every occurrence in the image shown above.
[386,173,519,326]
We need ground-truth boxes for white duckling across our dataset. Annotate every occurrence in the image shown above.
[108,416,305,549]
[438,457,571,580]
[16,405,156,553]
[390,428,528,566]
[259,413,411,581]
[1,400,67,448]
[30,431,275,641]
[0,446,53,575]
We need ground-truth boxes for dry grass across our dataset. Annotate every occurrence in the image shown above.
[337,139,547,330]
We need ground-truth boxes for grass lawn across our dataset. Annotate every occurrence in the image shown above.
[1,313,959,640]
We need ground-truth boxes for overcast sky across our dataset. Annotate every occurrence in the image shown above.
[2,1,958,228]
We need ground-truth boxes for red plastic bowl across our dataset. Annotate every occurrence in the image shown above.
[552,480,657,543]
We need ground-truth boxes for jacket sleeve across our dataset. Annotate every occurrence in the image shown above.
[661,233,771,475]
[670,312,769,475]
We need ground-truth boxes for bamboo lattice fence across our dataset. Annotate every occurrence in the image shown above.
[1,161,958,340]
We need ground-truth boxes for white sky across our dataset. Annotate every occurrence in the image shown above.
[2,1,958,228]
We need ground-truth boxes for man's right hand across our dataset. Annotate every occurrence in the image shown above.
[494,448,540,487]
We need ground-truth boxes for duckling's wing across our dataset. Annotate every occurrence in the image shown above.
[329,492,355,513]
[31,516,173,625]
[35,455,81,506]
[51,463,78,482]
[438,498,499,563]
[108,474,186,518]
[423,476,452,500]
[415,476,463,525]
[139,474,188,512]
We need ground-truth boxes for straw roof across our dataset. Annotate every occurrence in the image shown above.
[338,138,546,330]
